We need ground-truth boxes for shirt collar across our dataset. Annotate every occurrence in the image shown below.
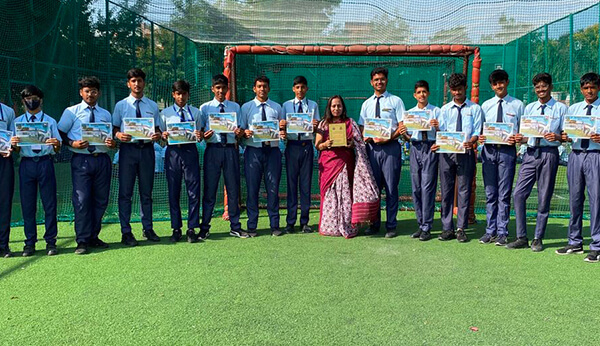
[25,111,42,121]
[585,98,600,109]
[451,99,468,108]
[253,98,269,106]
[80,100,97,110]
[213,98,226,106]
[538,97,556,109]
[127,94,145,104]
[373,91,390,100]
[294,97,306,105]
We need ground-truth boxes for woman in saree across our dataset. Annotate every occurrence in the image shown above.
[315,95,379,238]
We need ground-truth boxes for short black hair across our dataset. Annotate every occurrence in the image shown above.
[489,69,509,84]
[126,68,146,81]
[172,80,190,93]
[414,80,430,92]
[371,67,388,79]
[78,76,101,90]
[448,73,468,89]
[292,76,308,86]
[20,85,44,99]
[212,74,228,86]
[580,72,600,88]
[532,72,552,86]
[254,75,270,86]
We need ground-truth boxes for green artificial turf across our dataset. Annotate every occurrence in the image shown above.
[0,211,599,345]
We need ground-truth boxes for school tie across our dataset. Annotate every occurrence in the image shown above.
[30,114,41,153]
[454,104,465,132]
[297,101,303,140]
[581,104,593,150]
[219,103,227,143]
[496,99,503,123]
[375,96,382,118]
[179,107,186,122]
[88,106,96,153]
[135,99,142,118]
[533,104,546,158]
[261,103,267,121]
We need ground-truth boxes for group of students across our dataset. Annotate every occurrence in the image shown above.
[0,66,599,264]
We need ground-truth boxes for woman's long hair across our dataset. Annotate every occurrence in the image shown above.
[322,95,348,125]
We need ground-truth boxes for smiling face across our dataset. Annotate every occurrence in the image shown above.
[330,97,343,118]
[534,81,553,103]
[80,87,100,106]
[370,73,388,95]
[127,77,145,97]
[413,87,430,106]
[450,86,467,104]
[491,80,509,98]
[581,82,600,104]
[211,83,228,102]
[253,81,270,102]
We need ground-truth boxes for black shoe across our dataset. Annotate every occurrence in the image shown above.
[479,233,494,244]
[22,245,35,257]
[170,229,182,243]
[411,230,422,239]
[89,238,109,248]
[365,226,379,236]
[121,232,138,247]
[74,243,88,255]
[0,247,12,258]
[506,237,529,249]
[186,229,199,243]
[456,229,468,243]
[271,228,283,237]
[555,244,584,255]
[143,229,161,242]
[46,244,58,256]
[438,230,455,241]
[531,238,543,252]
[198,230,209,241]
[584,250,600,263]
[301,224,313,233]
[495,235,508,246]
[419,231,432,241]
[230,229,249,238]
[284,225,295,234]
[384,230,397,238]
[246,230,258,238]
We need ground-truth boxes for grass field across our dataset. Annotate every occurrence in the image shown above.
[1,210,599,345]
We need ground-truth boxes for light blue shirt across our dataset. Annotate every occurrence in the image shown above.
[159,103,202,138]
[58,101,112,154]
[199,98,241,144]
[240,98,283,148]
[481,94,524,134]
[282,97,320,141]
[359,91,405,130]
[0,103,16,132]
[569,98,600,151]
[14,111,62,157]
[439,99,483,139]
[523,98,567,147]
[112,95,160,142]
[407,103,441,141]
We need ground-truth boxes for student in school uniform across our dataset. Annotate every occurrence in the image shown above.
[507,73,566,251]
[478,70,524,245]
[556,72,600,262]
[58,76,116,254]
[399,80,440,241]
[359,67,405,238]
[160,80,203,243]
[431,73,482,242]
[240,76,285,237]
[281,76,320,234]
[199,74,245,239]
[0,100,16,258]
[11,85,61,256]
[112,68,162,246]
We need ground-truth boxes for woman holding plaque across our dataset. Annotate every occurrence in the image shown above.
[315,95,379,238]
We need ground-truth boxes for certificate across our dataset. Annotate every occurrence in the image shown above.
[363,117,392,139]
[563,115,596,139]
[404,110,431,131]
[482,122,514,145]
[122,118,155,140]
[0,130,11,154]
[286,112,313,134]
[329,123,347,147]
[436,131,467,154]
[81,122,111,146]
[209,112,237,133]
[167,122,196,145]
[520,115,550,138]
[251,120,279,142]
[15,122,51,146]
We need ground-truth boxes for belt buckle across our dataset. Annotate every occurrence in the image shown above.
[301,142,307,147]
[32,156,40,163]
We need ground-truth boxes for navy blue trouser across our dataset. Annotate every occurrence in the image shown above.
[285,140,314,227]
[409,141,438,232]
[19,156,57,247]
[0,156,14,248]
[201,143,241,232]
[367,141,401,231]
[439,151,475,231]
[71,153,111,244]
[244,146,282,230]
[118,142,155,234]
[165,144,200,230]
[567,150,600,250]
[513,147,559,239]
[481,144,516,237]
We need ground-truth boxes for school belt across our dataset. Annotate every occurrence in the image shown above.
[72,152,109,158]
[287,140,312,147]
[166,143,196,150]
[207,142,236,148]
[485,144,516,150]
[122,141,153,149]
[22,155,51,163]
[411,140,435,144]
[526,146,558,153]
[572,149,600,153]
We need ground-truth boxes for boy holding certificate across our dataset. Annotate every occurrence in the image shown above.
[281,76,320,234]
[240,76,285,237]
[199,74,245,239]
[160,80,203,243]
[508,73,566,251]
[112,68,162,246]
[478,70,524,245]
[11,85,61,256]
[58,76,116,254]
[431,73,482,242]
[360,67,406,238]
[0,100,16,257]
[557,72,600,262]
[399,80,440,241]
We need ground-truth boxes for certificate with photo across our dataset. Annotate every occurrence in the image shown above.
[563,115,596,139]
[122,118,155,140]
[15,122,51,146]
[329,123,347,147]
[0,130,11,154]
[482,122,514,145]
[81,122,111,146]
[519,115,550,138]
[363,117,392,139]
[436,131,467,154]
[251,120,280,142]
[286,112,313,134]
[167,122,196,145]
[403,110,431,131]
[209,112,237,133]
